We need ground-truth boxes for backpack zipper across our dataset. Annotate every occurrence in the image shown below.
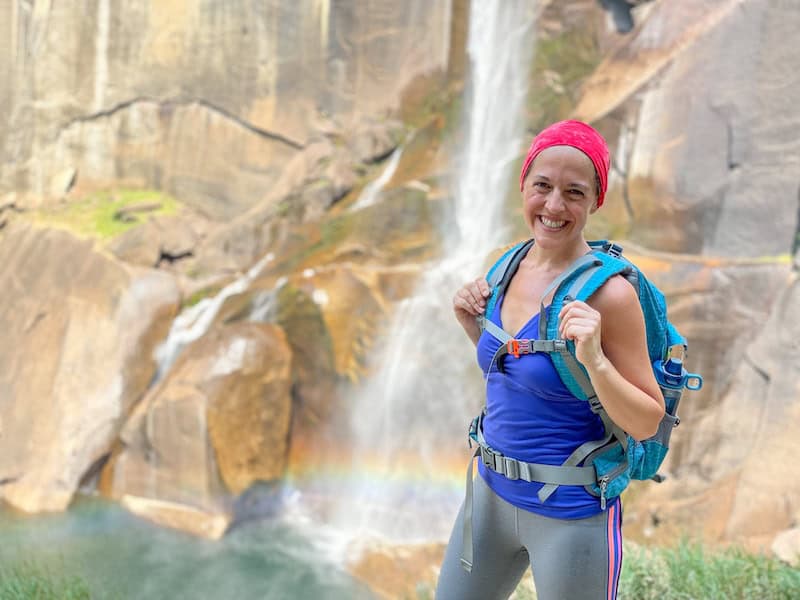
[599,476,609,510]
[598,460,629,510]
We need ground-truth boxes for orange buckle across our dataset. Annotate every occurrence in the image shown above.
[507,339,521,358]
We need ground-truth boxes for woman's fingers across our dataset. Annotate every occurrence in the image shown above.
[558,301,601,339]
[560,318,597,340]
[453,278,491,316]
[477,278,491,299]
[454,290,480,315]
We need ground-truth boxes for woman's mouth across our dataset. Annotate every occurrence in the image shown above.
[539,216,566,229]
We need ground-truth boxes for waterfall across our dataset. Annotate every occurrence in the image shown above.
[153,253,275,381]
[349,146,404,211]
[322,0,538,550]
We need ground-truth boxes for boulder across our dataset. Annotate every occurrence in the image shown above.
[101,321,292,536]
[0,221,179,512]
[772,527,800,567]
[109,213,202,268]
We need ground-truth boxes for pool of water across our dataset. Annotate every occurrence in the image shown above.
[0,495,375,600]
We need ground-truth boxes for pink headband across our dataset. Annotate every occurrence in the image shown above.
[519,120,611,208]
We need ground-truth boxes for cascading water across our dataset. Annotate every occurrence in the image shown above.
[323,0,538,551]
[349,145,404,211]
[153,252,275,380]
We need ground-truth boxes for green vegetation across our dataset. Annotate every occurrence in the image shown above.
[33,188,179,240]
[0,561,91,600]
[620,540,800,600]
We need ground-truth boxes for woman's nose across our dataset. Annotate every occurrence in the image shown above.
[544,189,566,211]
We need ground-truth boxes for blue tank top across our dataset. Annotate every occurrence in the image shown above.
[476,292,606,519]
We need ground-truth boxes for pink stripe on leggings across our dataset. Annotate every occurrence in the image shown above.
[606,501,623,600]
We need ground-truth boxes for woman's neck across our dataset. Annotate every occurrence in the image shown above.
[524,239,592,272]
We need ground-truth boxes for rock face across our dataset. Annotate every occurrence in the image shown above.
[578,0,800,259]
[0,1,452,216]
[0,221,179,512]
[568,0,800,550]
[101,321,292,538]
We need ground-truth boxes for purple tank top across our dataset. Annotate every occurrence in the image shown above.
[476,292,606,519]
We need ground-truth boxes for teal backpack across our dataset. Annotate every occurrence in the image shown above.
[460,239,703,572]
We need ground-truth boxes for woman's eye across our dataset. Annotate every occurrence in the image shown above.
[533,181,550,191]
[568,189,584,197]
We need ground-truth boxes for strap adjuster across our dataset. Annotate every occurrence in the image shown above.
[480,446,497,471]
[503,457,520,480]
[606,242,624,258]
[588,395,603,413]
[506,339,532,358]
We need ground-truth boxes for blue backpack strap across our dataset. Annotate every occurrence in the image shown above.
[544,251,632,400]
[479,239,534,330]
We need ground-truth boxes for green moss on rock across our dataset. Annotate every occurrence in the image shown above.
[32,189,180,240]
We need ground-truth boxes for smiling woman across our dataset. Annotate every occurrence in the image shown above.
[438,120,665,600]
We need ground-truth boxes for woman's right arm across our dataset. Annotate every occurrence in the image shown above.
[452,277,492,346]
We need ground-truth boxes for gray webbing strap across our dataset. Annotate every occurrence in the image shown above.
[483,317,568,371]
[479,444,597,485]
[564,262,604,302]
[561,352,627,449]
[561,351,598,400]
[538,431,612,502]
[461,446,481,572]
[491,338,568,366]
[482,317,513,343]
[475,422,596,485]
[538,254,603,340]
[599,410,628,452]
[493,239,534,289]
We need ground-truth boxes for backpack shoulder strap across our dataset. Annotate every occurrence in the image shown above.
[543,249,631,400]
[479,239,534,330]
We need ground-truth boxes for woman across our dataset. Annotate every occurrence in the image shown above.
[436,120,665,600]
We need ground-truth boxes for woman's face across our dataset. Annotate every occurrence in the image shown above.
[521,145,599,249]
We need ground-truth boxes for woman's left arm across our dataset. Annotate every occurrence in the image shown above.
[558,275,664,441]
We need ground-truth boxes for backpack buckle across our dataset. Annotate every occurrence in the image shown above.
[506,339,532,358]
[507,339,520,358]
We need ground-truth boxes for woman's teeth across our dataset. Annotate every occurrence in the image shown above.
[540,216,566,228]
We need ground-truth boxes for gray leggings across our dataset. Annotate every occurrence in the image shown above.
[435,475,623,600]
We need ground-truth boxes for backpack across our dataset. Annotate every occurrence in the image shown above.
[459,239,703,572]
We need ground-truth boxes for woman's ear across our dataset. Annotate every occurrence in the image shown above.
[589,201,599,214]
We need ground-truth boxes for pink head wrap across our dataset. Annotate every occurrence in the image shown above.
[519,120,611,208]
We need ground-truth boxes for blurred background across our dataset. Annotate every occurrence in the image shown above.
[1,0,799,598]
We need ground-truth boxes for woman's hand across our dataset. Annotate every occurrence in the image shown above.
[453,278,491,345]
[558,300,606,370]
[559,277,665,441]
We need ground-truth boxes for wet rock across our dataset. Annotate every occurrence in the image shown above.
[101,321,292,536]
[0,221,179,512]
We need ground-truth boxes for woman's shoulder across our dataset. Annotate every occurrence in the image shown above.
[588,274,641,318]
